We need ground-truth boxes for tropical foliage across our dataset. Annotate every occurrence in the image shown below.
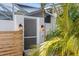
[32,3,79,56]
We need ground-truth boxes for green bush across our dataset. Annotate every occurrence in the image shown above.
[32,3,79,56]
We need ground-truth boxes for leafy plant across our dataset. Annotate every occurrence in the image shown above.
[32,3,79,56]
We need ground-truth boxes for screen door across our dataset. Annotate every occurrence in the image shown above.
[24,18,37,50]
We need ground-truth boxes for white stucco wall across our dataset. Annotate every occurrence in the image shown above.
[0,15,24,31]
[37,17,45,45]
[14,15,24,31]
[0,20,15,31]
[45,16,56,35]
[45,23,52,35]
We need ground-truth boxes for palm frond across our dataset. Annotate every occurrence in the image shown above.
[32,3,79,56]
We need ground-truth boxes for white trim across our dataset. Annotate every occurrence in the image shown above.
[37,18,40,46]
[24,15,39,19]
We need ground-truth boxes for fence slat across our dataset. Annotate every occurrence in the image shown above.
[0,30,23,56]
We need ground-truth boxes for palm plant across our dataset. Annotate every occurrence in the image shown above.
[32,3,79,56]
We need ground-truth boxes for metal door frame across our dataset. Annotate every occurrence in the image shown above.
[23,16,40,49]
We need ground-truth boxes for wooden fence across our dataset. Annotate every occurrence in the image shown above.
[0,30,23,56]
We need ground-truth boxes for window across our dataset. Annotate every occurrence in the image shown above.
[45,14,51,23]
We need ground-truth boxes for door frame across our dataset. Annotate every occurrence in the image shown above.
[23,16,40,49]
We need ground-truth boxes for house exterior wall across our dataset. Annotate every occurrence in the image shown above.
[14,15,24,31]
[0,15,24,31]
[14,15,45,46]
[0,14,56,36]
[0,20,15,31]
[45,16,57,35]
